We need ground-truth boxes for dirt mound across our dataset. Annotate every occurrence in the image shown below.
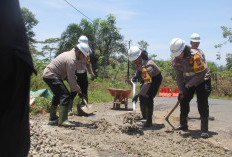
[123,112,141,124]
[119,124,144,135]
[92,118,111,132]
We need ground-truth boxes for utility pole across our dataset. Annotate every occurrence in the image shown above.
[127,40,131,83]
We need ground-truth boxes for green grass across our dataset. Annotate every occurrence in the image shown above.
[30,97,51,115]
[209,95,232,100]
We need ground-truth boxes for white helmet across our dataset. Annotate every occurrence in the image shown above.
[170,38,186,57]
[77,43,90,57]
[78,35,88,44]
[190,33,200,42]
[128,46,141,61]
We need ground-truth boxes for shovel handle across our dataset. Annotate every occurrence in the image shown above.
[165,100,180,121]
[130,78,136,111]
[82,98,89,108]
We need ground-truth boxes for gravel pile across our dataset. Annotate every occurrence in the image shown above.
[28,118,85,157]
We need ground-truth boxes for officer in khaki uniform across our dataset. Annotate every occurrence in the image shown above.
[75,35,95,103]
[129,46,162,127]
[67,36,95,115]
[43,43,90,127]
[190,33,206,62]
[170,38,211,138]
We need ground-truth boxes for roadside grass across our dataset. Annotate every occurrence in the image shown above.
[209,95,232,100]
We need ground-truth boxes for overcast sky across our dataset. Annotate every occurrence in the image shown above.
[20,0,232,65]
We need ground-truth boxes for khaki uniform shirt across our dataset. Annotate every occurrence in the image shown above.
[135,59,161,96]
[172,49,211,93]
[42,49,80,92]
[76,55,94,74]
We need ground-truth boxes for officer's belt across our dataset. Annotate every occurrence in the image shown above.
[76,70,86,73]
[184,72,195,77]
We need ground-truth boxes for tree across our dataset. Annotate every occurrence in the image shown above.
[97,14,127,77]
[215,17,232,70]
[41,38,60,60]
[226,53,232,70]
[138,40,149,50]
[57,14,126,77]
[21,7,38,49]
[57,23,82,54]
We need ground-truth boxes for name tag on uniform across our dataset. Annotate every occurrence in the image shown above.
[142,68,152,83]
[87,56,90,64]
[194,54,205,73]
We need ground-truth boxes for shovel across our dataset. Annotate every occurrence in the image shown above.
[130,78,137,111]
[76,97,95,116]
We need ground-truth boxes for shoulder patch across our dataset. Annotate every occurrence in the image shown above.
[142,68,152,83]
[193,54,205,73]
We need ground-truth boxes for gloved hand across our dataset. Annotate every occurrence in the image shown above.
[132,77,138,83]
[78,93,84,99]
[70,92,77,99]
[91,74,96,81]
[132,95,139,103]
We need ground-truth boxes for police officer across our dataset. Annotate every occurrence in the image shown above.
[129,46,162,127]
[43,43,90,127]
[190,33,206,61]
[67,36,95,115]
[170,38,211,138]
[75,35,95,102]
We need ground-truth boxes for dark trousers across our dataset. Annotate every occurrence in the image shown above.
[43,78,71,107]
[180,79,212,118]
[139,73,163,116]
[1,51,32,157]
[75,72,88,101]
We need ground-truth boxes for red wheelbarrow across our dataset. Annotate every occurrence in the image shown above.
[108,88,132,109]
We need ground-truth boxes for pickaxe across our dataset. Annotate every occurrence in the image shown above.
[165,100,180,129]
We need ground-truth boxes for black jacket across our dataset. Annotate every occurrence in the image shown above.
[0,0,36,74]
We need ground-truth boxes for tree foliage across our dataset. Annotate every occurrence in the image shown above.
[226,53,232,70]
[21,7,38,48]
[138,40,149,50]
[57,14,127,77]
[41,38,60,60]
[215,17,232,72]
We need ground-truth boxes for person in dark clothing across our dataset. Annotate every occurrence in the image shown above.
[75,35,95,103]
[0,0,36,156]
[128,46,162,127]
[170,38,211,138]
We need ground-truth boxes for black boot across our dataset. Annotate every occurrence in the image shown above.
[144,104,153,128]
[140,103,146,120]
[175,116,188,130]
[201,117,209,138]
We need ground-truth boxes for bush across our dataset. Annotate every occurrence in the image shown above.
[30,97,51,115]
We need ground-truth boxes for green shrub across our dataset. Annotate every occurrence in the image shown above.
[30,97,51,115]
